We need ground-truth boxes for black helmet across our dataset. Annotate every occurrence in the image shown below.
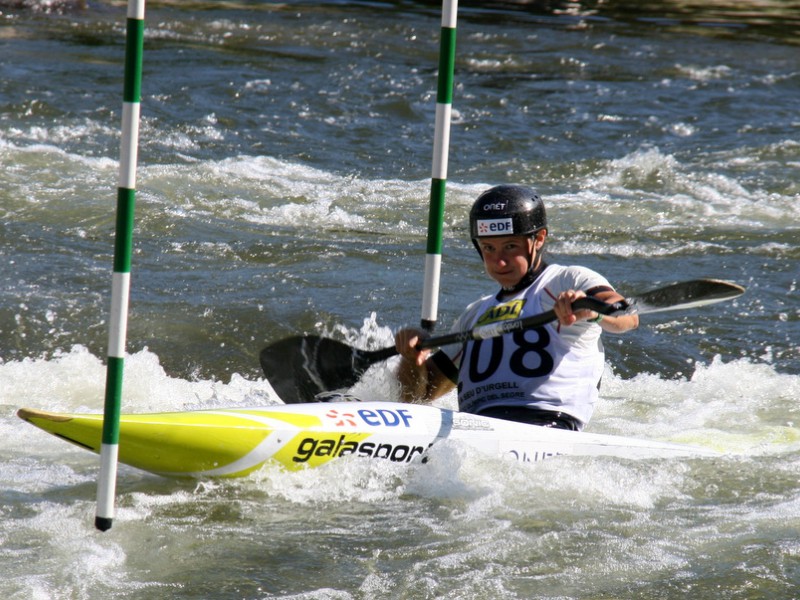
[469,185,547,248]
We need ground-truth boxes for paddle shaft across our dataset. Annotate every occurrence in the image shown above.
[360,297,617,364]
[422,297,616,349]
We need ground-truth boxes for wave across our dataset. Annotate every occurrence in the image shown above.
[3,344,797,454]
[4,138,796,233]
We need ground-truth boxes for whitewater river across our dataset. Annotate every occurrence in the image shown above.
[1,1,798,598]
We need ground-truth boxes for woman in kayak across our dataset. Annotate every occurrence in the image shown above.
[394,184,639,431]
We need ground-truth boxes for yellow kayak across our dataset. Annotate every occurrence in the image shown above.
[18,401,719,478]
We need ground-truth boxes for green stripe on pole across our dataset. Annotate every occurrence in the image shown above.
[436,27,456,104]
[426,178,446,255]
[101,357,124,445]
[113,188,136,273]
[123,18,144,103]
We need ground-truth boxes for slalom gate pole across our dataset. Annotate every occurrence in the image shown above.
[420,0,458,332]
[95,0,145,533]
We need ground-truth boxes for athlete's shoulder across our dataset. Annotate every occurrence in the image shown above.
[464,291,496,312]
[540,263,610,291]
[454,293,495,329]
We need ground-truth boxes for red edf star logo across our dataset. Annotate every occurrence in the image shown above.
[325,408,357,427]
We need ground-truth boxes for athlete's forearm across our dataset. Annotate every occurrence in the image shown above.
[591,290,639,333]
[596,311,639,333]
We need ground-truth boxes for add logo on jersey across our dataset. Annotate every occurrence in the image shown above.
[476,299,526,326]
[476,218,514,236]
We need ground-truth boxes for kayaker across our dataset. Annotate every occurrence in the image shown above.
[394,184,639,430]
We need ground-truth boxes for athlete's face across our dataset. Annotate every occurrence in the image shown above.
[477,235,536,289]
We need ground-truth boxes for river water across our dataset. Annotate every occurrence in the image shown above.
[1,1,798,598]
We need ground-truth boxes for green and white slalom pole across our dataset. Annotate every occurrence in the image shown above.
[420,0,458,331]
[95,0,145,533]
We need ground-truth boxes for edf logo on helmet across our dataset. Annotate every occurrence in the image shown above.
[477,218,514,236]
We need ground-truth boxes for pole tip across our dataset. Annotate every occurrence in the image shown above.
[95,516,113,532]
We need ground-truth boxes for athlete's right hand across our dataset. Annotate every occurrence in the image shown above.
[395,328,432,367]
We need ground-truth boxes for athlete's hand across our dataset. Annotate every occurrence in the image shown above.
[395,328,432,367]
[554,289,597,326]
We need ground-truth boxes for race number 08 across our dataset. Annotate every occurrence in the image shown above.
[467,327,554,383]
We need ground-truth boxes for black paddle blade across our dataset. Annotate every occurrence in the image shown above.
[259,336,360,404]
[632,279,745,314]
[260,336,397,403]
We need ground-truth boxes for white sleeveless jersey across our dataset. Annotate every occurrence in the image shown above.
[445,264,610,426]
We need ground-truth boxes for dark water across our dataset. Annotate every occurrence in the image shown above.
[1,1,799,598]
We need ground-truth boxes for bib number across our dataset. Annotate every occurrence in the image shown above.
[467,327,554,383]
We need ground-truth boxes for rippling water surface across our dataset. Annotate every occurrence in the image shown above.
[1,1,798,598]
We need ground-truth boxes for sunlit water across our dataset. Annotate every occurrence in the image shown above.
[1,1,798,598]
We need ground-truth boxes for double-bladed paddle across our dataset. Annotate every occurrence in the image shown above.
[260,279,744,404]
